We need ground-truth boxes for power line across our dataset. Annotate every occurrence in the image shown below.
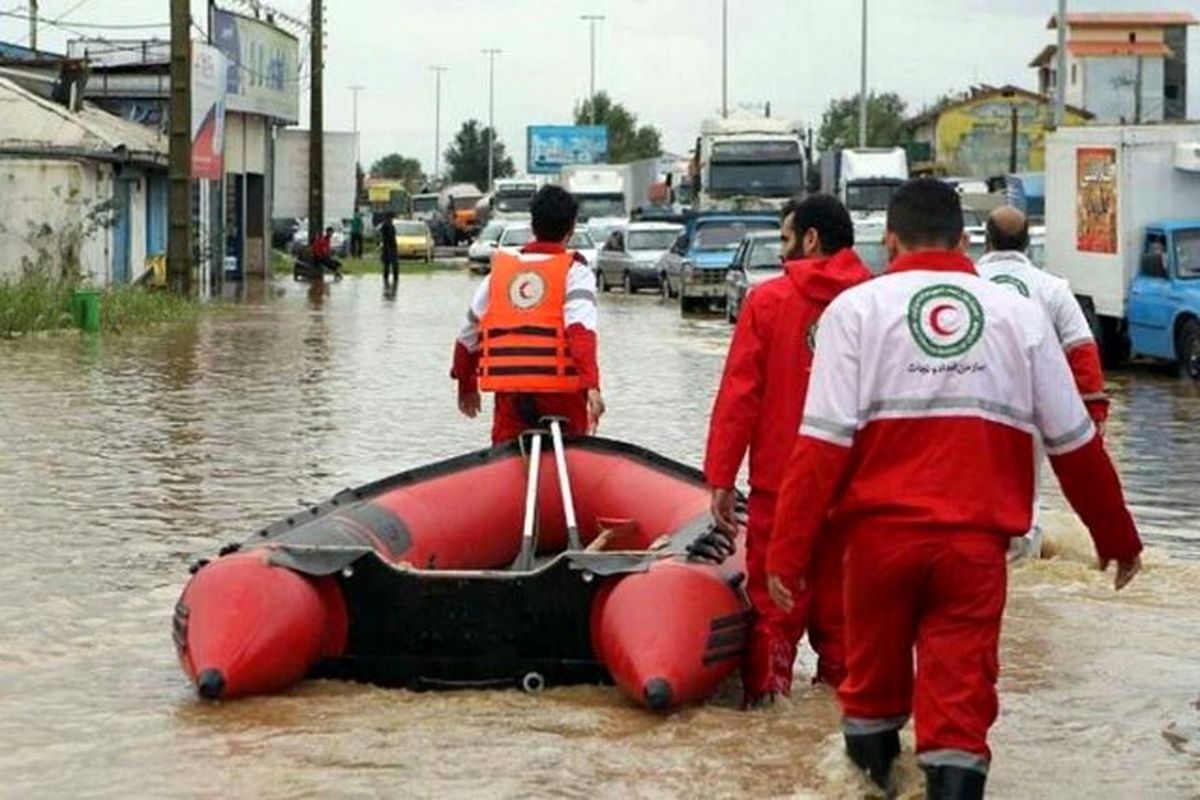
[0,9,169,29]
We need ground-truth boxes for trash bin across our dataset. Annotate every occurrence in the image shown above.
[73,289,102,333]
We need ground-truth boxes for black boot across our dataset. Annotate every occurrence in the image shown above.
[845,730,900,791]
[923,765,986,799]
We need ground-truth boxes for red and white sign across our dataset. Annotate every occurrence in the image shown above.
[191,42,227,180]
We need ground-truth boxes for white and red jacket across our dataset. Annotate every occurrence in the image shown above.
[766,251,1142,583]
[976,250,1108,424]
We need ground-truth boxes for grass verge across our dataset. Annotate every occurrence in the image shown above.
[0,276,199,337]
[271,249,462,278]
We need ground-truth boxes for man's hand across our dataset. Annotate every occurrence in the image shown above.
[1100,553,1142,591]
[711,487,737,534]
[458,389,481,419]
[767,574,805,613]
[586,388,606,434]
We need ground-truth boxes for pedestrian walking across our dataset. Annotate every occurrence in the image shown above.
[350,210,365,258]
[766,179,1143,798]
[379,216,399,286]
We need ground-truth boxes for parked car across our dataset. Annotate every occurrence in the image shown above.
[659,213,779,313]
[595,222,683,293]
[395,220,433,261]
[725,231,785,322]
[492,224,598,269]
[468,221,507,274]
[271,217,300,250]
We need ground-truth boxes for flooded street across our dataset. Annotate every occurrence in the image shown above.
[1,271,1198,798]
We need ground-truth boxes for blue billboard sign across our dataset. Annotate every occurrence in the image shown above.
[526,126,609,174]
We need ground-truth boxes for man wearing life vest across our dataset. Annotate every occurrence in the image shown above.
[977,205,1110,560]
[766,179,1143,798]
[703,195,871,706]
[452,185,605,444]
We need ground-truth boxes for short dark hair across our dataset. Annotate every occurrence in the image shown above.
[530,185,578,242]
[986,214,1030,252]
[886,178,964,250]
[784,193,854,254]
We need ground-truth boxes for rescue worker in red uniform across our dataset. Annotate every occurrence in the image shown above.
[451,185,605,444]
[766,179,1143,798]
[703,195,871,705]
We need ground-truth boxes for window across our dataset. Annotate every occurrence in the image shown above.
[1071,63,1078,85]
[1128,32,1136,43]
[627,230,680,251]
[1143,233,1168,278]
[1175,230,1200,280]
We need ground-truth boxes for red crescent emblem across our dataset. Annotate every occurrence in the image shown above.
[518,281,534,300]
[929,304,958,336]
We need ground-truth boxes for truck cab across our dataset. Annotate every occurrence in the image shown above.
[1128,221,1200,376]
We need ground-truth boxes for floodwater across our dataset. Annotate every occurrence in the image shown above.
[1,271,1198,799]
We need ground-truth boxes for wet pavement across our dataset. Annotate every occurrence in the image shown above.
[0,271,1197,798]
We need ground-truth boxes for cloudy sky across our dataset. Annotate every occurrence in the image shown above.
[2,0,1197,173]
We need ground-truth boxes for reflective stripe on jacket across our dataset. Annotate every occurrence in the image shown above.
[479,251,583,393]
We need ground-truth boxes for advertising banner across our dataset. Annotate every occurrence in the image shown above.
[191,42,227,180]
[1076,147,1118,254]
[526,126,608,174]
[212,8,300,123]
[272,130,359,222]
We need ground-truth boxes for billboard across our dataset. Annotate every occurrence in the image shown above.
[1076,147,1118,254]
[191,42,227,179]
[527,125,608,174]
[272,130,359,222]
[212,8,300,123]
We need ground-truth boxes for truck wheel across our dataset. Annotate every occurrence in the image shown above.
[623,272,634,294]
[1177,318,1200,380]
[680,296,695,314]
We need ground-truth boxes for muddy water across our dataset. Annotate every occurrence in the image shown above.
[1,272,1197,798]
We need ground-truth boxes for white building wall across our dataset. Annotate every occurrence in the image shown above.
[0,159,114,285]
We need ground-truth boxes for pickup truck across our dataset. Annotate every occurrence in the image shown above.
[1045,126,1200,377]
[657,212,779,313]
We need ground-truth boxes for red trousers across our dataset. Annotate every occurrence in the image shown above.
[839,527,1007,773]
[744,490,845,699]
[491,392,588,445]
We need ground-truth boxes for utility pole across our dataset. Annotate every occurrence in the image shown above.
[858,0,868,147]
[167,0,193,296]
[721,0,728,119]
[482,49,501,193]
[1009,103,1019,174]
[349,84,363,166]
[431,66,447,183]
[1133,56,1144,124]
[309,0,324,250]
[580,15,604,124]
[1053,0,1067,128]
[28,0,37,50]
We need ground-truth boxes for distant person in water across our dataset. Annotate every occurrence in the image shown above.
[379,216,399,286]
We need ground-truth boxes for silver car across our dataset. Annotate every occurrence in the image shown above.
[595,222,683,294]
[725,231,785,322]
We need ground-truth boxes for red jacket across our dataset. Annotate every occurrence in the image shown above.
[704,249,872,494]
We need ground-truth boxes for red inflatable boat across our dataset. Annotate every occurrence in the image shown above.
[174,433,749,711]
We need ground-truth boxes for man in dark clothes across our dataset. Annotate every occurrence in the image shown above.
[379,216,400,286]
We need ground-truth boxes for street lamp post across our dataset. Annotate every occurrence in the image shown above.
[580,14,605,125]
[721,0,728,119]
[858,0,868,147]
[1053,0,1067,127]
[430,66,447,184]
[349,84,363,166]
[482,49,501,193]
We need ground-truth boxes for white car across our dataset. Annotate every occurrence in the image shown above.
[493,224,598,268]
[468,221,507,274]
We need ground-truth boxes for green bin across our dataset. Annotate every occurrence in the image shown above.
[73,289,102,333]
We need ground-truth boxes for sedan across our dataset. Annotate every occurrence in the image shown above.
[395,220,433,261]
[595,222,683,294]
[492,224,598,268]
[468,221,507,274]
[725,231,784,322]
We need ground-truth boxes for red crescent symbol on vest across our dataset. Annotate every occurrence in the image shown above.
[518,281,534,300]
[929,304,958,336]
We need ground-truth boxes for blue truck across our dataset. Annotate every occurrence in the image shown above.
[1046,126,1200,377]
[658,212,780,314]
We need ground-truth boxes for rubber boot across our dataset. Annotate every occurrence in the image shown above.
[844,730,900,791]
[922,765,986,799]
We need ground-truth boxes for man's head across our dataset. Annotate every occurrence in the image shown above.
[530,185,579,243]
[985,206,1030,254]
[324,226,333,236]
[885,178,965,258]
[780,193,855,261]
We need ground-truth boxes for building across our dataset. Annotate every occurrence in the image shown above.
[1029,12,1197,123]
[0,74,167,285]
[903,85,1092,178]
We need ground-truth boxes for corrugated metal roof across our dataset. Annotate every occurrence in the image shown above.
[1049,12,1198,29]
[0,75,165,167]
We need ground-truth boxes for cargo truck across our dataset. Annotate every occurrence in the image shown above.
[819,147,909,223]
[1045,126,1200,377]
[692,116,806,212]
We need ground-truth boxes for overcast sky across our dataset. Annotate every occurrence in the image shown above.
[2,0,1198,173]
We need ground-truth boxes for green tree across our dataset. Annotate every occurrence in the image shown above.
[443,120,515,188]
[817,92,909,152]
[368,153,425,193]
[573,92,662,162]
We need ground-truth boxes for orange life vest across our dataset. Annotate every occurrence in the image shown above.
[479,251,583,394]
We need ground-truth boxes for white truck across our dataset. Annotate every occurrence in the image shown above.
[561,164,632,243]
[819,147,909,223]
[1045,125,1200,376]
[692,116,807,212]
